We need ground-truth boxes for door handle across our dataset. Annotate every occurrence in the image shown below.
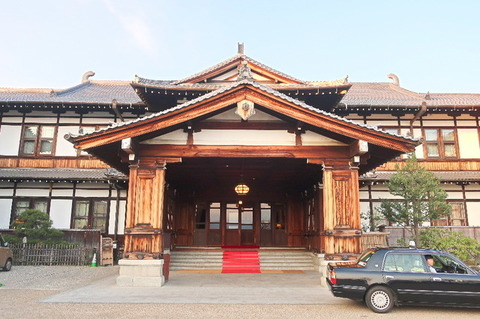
[432,277,442,282]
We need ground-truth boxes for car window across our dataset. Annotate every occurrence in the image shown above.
[383,253,427,272]
[357,250,375,266]
[435,254,470,274]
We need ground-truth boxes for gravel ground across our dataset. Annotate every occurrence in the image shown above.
[0,265,118,290]
[0,266,479,319]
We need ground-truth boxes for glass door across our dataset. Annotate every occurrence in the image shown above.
[224,203,255,246]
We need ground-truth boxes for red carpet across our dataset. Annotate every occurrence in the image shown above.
[221,250,261,273]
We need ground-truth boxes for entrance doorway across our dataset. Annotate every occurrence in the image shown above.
[193,201,287,247]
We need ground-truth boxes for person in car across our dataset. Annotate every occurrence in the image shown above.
[425,255,437,272]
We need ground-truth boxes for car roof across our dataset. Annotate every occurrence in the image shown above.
[370,247,447,254]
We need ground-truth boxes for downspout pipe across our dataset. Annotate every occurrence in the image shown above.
[410,101,427,136]
[111,99,125,122]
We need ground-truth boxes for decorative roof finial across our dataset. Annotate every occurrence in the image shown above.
[237,42,245,55]
[424,91,431,100]
[82,71,95,83]
[387,73,400,86]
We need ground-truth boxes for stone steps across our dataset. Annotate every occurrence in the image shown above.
[169,249,314,271]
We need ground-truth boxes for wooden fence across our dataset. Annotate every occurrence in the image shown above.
[10,244,94,266]
[361,232,389,251]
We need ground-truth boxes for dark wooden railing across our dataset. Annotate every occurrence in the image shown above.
[10,244,94,266]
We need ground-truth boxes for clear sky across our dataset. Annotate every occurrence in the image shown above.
[1,0,479,93]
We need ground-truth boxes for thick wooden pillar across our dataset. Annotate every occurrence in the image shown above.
[321,165,362,256]
[123,159,166,259]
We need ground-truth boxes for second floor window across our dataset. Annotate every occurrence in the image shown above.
[424,128,457,159]
[20,125,56,156]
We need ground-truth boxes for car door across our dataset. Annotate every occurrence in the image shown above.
[425,253,480,306]
[382,253,433,303]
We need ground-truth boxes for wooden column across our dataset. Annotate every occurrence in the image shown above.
[123,159,166,260]
[321,165,362,257]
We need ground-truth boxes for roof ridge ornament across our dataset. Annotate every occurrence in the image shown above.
[237,60,253,81]
[387,73,400,86]
[82,71,95,83]
[237,42,245,55]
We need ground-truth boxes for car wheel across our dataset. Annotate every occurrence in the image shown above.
[3,258,12,271]
[365,286,395,313]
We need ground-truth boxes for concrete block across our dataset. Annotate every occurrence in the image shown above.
[116,259,165,287]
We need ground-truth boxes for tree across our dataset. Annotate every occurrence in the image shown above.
[376,155,451,245]
[420,228,480,264]
[9,209,64,244]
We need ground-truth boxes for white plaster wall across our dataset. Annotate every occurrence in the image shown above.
[56,126,78,156]
[59,112,82,124]
[51,188,74,197]
[15,188,50,196]
[108,199,126,235]
[0,125,21,155]
[141,130,188,145]
[446,192,464,200]
[206,108,283,122]
[24,116,57,124]
[50,200,72,229]
[1,115,23,123]
[75,189,110,197]
[0,199,12,228]
[194,129,295,146]
[302,131,346,146]
[422,120,454,127]
[466,202,480,226]
[81,117,111,124]
[0,188,14,196]
[458,129,480,159]
[411,128,424,159]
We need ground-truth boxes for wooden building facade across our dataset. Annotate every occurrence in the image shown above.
[1,47,480,275]
[67,54,417,262]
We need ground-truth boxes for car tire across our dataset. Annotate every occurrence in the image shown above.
[365,286,395,313]
[3,258,12,271]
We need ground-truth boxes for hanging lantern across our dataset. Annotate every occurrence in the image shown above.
[235,183,249,195]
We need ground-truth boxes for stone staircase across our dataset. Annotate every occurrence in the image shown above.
[169,248,315,271]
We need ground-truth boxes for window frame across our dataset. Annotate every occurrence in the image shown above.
[431,202,467,226]
[19,125,57,156]
[423,128,459,159]
[71,198,109,233]
[11,197,50,225]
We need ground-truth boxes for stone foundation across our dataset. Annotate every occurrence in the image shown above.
[116,259,165,287]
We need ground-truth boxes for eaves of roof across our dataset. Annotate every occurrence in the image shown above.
[0,168,127,181]
[361,170,480,182]
[67,78,418,145]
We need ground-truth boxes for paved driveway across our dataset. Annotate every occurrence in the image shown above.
[1,266,479,318]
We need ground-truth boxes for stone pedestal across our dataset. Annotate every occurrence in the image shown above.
[116,259,165,287]
[314,253,355,287]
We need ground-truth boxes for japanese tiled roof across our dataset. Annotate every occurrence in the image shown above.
[0,168,127,181]
[172,54,306,85]
[66,77,418,144]
[361,170,480,182]
[2,80,480,108]
[0,81,141,104]
[342,82,480,107]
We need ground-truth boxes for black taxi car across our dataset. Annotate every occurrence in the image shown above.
[327,247,480,313]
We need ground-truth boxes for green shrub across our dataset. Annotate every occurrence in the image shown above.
[420,228,480,264]
[9,209,66,244]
